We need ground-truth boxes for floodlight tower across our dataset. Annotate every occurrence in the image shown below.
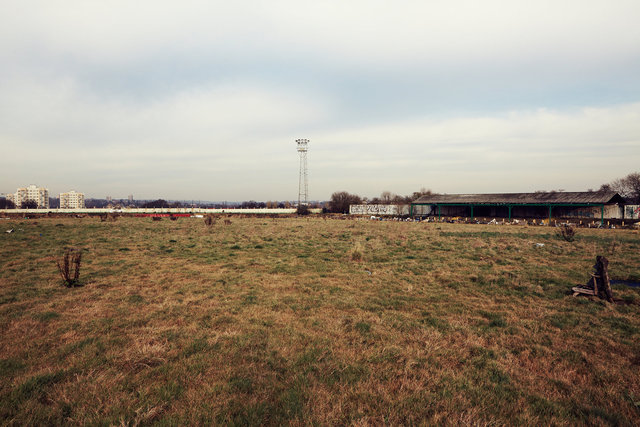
[296,138,309,206]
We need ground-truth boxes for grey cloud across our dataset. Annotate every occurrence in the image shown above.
[1,1,639,200]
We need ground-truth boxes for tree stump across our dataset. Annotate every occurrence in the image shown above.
[572,256,614,302]
[595,255,614,303]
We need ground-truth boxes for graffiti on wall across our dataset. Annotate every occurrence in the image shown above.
[349,204,410,215]
[625,205,640,219]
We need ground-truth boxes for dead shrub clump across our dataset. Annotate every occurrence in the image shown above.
[100,213,118,222]
[152,216,163,221]
[56,248,83,287]
[296,205,310,215]
[350,243,364,262]
[204,214,216,227]
[557,224,576,242]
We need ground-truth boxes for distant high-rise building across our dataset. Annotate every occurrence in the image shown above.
[106,196,112,202]
[7,184,49,208]
[60,191,85,209]
[128,194,133,203]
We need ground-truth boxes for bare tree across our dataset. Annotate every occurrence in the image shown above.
[380,191,393,204]
[329,191,362,213]
[20,200,38,209]
[623,172,640,203]
[411,188,433,200]
[601,171,640,203]
[0,199,15,209]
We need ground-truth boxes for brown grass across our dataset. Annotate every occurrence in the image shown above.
[0,216,639,424]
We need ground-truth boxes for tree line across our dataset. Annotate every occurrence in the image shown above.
[327,189,434,214]
[599,171,640,204]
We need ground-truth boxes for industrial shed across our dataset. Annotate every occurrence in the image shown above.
[410,191,626,225]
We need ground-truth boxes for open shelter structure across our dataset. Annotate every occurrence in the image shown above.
[410,191,625,225]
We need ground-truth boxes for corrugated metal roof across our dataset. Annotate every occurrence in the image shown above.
[412,191,623,205]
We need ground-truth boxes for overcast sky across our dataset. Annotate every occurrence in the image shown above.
[1,1,639,201]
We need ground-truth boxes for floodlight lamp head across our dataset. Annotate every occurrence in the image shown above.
[296,138,309,152]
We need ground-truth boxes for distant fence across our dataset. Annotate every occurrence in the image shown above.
[0,208,322,215]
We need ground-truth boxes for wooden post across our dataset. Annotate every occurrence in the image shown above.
[596,256,614,303]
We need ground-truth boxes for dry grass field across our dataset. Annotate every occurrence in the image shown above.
[1,216,639,425]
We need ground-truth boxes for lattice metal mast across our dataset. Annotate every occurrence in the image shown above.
[296,138,309,206]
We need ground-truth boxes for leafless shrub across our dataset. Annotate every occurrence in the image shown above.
[169,216,178,221]
[350,243,364,262]
[296,205,310,215]
[152,217,163,221]
[557,224,576,242]
[609,235,619,255]
[100,213,118,222]
[204,214,216,227]
[56,248,83,287]
[224,219,232,225]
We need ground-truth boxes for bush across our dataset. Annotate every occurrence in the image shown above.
[204,214,216,227]
[557,224,576,242]
[296,205,310,215]
[20,200,38,209]
[56,248,83,287]
[0,199,15,209]
[350,243,364,262]
[329,191,362,214]
[100,213,118,222]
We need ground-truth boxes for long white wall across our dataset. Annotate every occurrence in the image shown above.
[0,208,322,214]
[349,204,411,215]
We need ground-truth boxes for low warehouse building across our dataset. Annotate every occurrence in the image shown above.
[411,191,626,225]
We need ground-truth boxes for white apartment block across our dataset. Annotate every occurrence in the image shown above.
[7,184,49,208]
[60,190,85,209]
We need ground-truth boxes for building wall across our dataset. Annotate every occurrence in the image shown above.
[8,185,49,208]
[557,205,623,219]
[411,203,631,220]
[624,205,640,219]
[60,191,85,209]
[349,204,411,216]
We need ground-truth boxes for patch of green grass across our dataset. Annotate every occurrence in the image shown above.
[8,369,68,405]
[420,312,450,332]
[548,313,580,329]
[183,337,209,357]
[228,376,254,394]
[242,294,258,305]
[33,311,60,322]
[0,358,25,378]
[128,294,144,304]
[603,316,639,337]
[157,380,183,402]
[480,311,507,328]
[354,321,371,335]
